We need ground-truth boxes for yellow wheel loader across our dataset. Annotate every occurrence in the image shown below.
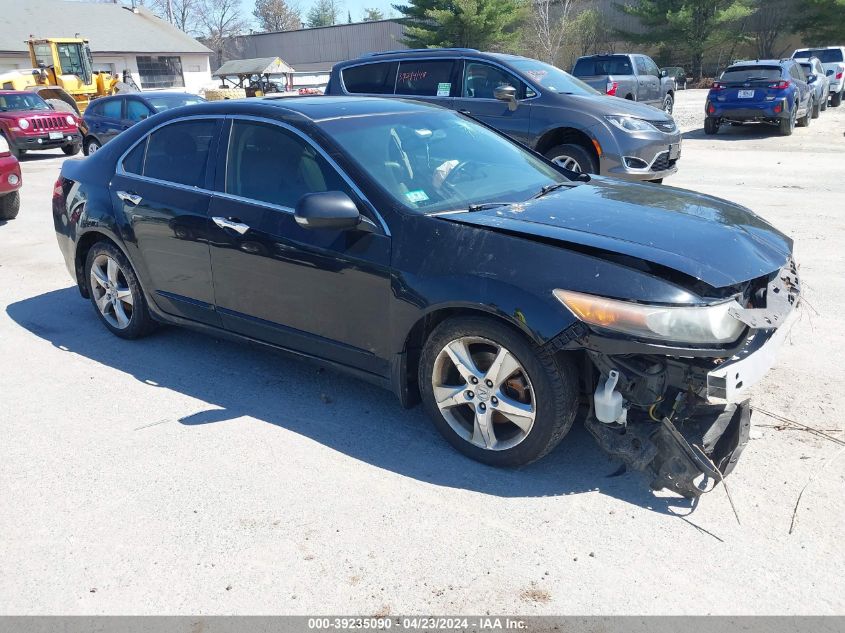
[0,38,134,114]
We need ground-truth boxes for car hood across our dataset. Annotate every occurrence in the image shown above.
[563,93,670,121]
[438,177,792,289]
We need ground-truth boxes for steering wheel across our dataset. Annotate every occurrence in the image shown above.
[438,160,474,194]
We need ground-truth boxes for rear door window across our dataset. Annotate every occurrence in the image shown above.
[342,62,398,94]
[102,99,122,119]
[142,119,217,187]
[395,60,456,97]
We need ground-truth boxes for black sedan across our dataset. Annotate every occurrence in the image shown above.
[52,97,799,497]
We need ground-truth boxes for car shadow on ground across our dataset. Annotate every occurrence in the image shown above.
[7,287,703,517]
[684,124,792,141]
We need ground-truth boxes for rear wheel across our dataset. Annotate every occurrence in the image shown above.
[704,117,719,135]
[0,191,20,220]
[821,94,828,110]
[84,241,155,339]
[831,90,842,107]
[812,97,821,118]
[779,108,795,136]
[797,103,811,127]
[83,137,101,156]
[543,143,598,174]
[419,317,579,467]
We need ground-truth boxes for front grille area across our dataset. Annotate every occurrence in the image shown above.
[651,154,677,171]
[649,120,677,133]
[30,116,68,131]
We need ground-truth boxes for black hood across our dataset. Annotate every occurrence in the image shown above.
[439,177,792,289]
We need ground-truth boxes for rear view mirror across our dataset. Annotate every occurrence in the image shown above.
[494,84,518,111]
[294,191,362,230]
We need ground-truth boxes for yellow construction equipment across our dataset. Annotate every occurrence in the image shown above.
[0,37,128,114]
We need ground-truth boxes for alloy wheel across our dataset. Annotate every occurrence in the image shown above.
[90,254,134,329]
[88,141,100,155]
[431,336,536,451]
[551,156,582,172]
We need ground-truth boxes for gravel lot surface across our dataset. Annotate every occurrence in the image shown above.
[1,89,843,615]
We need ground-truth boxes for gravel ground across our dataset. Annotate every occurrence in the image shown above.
[1,89,844,616]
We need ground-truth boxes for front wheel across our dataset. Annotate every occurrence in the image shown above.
[662,93,674,115]
[62,143,81,156]
[84,241,156,339]
[419,317,579,467]
[0,191,20,220]
[83,137,101,156]
[543,143,598,174]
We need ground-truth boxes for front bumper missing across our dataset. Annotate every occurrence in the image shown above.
[586,401,751,498]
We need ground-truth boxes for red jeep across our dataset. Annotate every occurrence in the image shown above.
[0,133,22,220]
[0,90,82,160]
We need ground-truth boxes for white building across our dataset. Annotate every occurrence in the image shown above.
[0,0,213,94]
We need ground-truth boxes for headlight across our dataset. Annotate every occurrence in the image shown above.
[605,115,656,133]
[18,119,30,130]
[65,115,76,126]
[554,289,745,345]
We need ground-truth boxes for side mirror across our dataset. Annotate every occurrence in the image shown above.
[294,191,362,230]
[807,74,817,83]
[826,69,834,76]
[494,84,518,111]
[660,69,667,78]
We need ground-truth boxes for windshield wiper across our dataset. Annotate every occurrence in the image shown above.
[532,180,585,199]
[466,201,515,212]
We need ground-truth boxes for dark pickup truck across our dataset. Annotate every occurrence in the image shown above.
[572,54,676,114]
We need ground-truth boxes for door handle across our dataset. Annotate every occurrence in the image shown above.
[212,216,250,235]
[116,191,142,206]
[458,109,471,115]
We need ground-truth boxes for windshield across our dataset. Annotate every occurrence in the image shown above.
[721,66,781,82]
[508,59,599,95]
[0,93,51,112]
[795,49,843,63]
[319,110,568,214]
[145,95,206,112]
[572,56,634,76]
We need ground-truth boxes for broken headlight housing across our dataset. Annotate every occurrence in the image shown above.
[554,289,745,345]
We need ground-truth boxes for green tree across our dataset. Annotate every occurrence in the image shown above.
[362,7,385,20]
[795,0,845,44]
[748,0,798,58]
[569,6,611,56]
[617,0,756,79]
[306,0,340,26]
[393,0,526,50]
[253,0,301,31]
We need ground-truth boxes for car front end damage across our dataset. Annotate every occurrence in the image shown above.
[549,259,800,498]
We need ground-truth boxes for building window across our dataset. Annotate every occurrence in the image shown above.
[136,55,185,89]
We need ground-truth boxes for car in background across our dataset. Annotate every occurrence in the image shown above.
[52,96,800,498]
[797,57,829,118]
[0,90,81,160]
[327,49,682,182]
[0,133,22,220]
[81,92,205,156]
[792,46,845,107]
[571,53,676,113]
[661,66,687,90]
[705,59,812,136]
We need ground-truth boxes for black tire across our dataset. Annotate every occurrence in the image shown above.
[779,109,795,136]
[648,178,663,184]
[0,191,20,220]
[84,241,156,339]
[812,97,821,118]
[8,144,25,160]
[83,137,101,156]
[821,94,828,111]
[797,104,810,127]
[419,316,579,467]
[62,143,81,156]
[543,143,598,174]
[704,117,719,135]
[831,90,842,107]
[662,93,674,115]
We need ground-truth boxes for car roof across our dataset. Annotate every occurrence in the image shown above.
[334,49,533,67]
[0,90,41,95]
[164,95,444,123]
[727,59,790,68]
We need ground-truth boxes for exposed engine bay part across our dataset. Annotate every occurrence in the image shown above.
[585,401,751,498]
[593,370,627,425]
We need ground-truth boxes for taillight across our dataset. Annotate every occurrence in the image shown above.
[837,71,843,80]
[768,80,790,90]
[710,82,725,91]
[707,102,716,114]
[606,81,618,96]
[53,177,64,199]
[774,102,783,113]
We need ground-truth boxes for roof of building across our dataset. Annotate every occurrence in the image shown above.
[0,0,211,55]
[213,57,295,77]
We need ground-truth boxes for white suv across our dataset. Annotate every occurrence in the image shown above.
[793,46,845,106]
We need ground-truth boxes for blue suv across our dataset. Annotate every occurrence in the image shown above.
[705,59,812,136]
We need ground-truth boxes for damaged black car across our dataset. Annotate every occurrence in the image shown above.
[52,97,800,497]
